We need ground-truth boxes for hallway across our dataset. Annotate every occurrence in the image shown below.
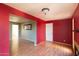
[16,39,73,56]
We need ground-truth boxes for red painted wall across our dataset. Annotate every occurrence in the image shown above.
[37,21,46,44]
[0,4,10,56]
[46,18,72,45]
[0,4,45,56]
[73,4,79,45]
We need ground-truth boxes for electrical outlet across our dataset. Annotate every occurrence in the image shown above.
[64,40,66,42]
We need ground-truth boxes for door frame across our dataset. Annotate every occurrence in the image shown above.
[9,22,21,56]
[46,23,53,42]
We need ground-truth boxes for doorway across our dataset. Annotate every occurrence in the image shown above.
[46,23,53,42]
[9,14,37,55]
[10,23,20,55]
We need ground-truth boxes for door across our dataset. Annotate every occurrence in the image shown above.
[46,23,53,42]
[11,23,19,55]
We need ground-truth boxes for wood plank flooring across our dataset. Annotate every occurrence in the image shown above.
[16,39,74,56]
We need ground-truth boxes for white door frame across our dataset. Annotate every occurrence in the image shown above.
[46,23,53,42]
[10,23,20,55]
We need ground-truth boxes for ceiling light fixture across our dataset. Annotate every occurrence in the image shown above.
[41,8,50,15]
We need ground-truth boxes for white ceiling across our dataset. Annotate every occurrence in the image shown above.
[5,3,78,21]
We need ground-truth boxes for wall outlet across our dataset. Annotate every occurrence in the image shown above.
[64,40,66,42]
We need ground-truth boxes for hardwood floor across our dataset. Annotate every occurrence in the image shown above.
[16,39,74,56]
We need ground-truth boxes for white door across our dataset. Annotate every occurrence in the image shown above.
[11,24,19,55]
[46,23,53,42]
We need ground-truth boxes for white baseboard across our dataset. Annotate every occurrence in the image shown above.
[34,43,37,46]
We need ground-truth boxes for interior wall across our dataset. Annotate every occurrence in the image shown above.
[0,4,10,56]
[21,21,37,44]
[46,18,72,45]
[37,21,46,44]
[73,4,79,45]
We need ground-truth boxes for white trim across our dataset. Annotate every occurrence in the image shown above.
[72,18,75,50]
[34,42,37,46]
